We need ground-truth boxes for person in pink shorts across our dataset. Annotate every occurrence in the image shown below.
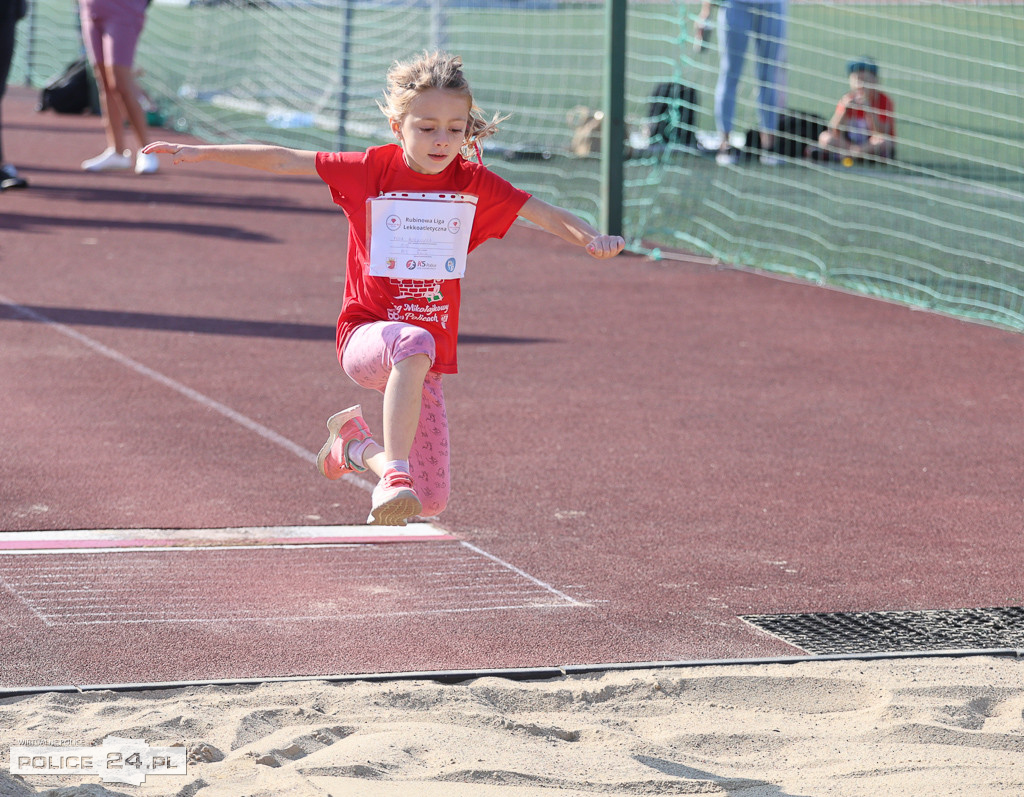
[78,0,158,174]
[143,51,625,525]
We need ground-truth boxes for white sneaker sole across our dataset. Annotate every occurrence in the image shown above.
[316,405,364,479]
[367,490,422,526]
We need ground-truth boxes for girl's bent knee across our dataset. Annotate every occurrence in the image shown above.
[419,496,447,518]
[416,483,449,518]
[395,352,433,376]
[390,325,435,366]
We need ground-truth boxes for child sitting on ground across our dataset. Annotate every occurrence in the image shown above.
[815,57,895,162]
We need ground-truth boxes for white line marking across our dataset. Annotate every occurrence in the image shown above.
[0,524,451,554]
[0,525,439,541]
[0,543,436,556]
[459,541,586,607]
[0,295,372,492]
[48,603,579,626]
[0,577,53,628]
[1,297,588,614]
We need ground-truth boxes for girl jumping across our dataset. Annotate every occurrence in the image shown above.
[144,51,625,526]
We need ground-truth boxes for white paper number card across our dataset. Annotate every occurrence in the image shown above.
[367,192,478,280]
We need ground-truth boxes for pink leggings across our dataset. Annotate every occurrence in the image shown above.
[341,321,450,517]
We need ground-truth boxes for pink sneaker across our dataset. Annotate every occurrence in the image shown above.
[316,405,372,479]
[367,469,422,526]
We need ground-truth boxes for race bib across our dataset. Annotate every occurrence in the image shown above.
[367,192,477,280]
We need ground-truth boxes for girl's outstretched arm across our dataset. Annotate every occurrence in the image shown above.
[141,142,319,175]
[517,196,625,259]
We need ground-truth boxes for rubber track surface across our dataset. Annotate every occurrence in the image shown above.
[2,87,1022,689]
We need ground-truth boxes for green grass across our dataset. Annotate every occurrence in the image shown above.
[15,0,1023,330]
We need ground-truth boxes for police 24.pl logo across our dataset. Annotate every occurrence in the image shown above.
[10,736,187,786]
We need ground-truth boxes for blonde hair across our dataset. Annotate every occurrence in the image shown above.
[379,51,507,153]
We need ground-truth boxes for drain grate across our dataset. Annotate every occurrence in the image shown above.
[741,606,1024,655]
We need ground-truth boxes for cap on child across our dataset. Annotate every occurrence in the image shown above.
[846,57,878,76]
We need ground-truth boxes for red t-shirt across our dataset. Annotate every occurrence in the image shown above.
[316,144,531,374]
[837,89,895,141]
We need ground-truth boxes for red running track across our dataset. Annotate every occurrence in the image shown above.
[2,87,1022,690]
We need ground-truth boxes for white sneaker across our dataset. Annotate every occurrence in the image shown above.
[760,153,782,166]
[82,147,133,172]
[135,151,159,175]
[715,150,738,166]
[366,469,422,526]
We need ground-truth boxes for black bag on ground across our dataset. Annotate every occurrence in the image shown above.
[774,111,827,158]
[646,82,697,148]
[38,57,100,115]
[744,110,827,159]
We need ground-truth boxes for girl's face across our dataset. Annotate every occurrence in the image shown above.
[849,70,877,92]
[392,88,471,175]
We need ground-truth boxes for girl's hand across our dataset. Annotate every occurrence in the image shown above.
[141,142,203,165]
[840,90,860,110]
[586,235,626,259]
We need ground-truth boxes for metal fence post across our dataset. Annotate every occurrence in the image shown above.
[601,0,627,237]
[336,0,355,151]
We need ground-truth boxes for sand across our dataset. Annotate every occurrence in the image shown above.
[2,655,1022,796]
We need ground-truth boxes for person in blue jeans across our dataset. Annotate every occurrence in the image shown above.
[695,0,788,165]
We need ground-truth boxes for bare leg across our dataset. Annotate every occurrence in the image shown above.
[818,129,850,157]
[95,64,128,153]
[109,64,150,152]
[362,353,432,478]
